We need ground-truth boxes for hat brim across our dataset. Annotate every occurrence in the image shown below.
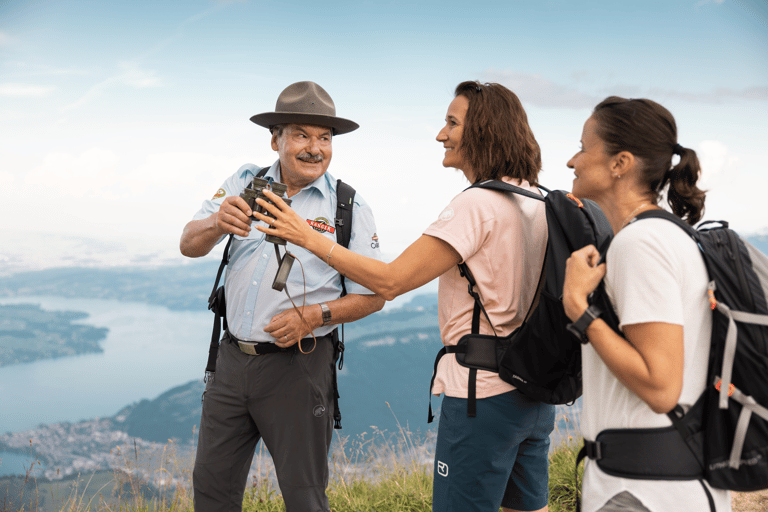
[250,112,359,135]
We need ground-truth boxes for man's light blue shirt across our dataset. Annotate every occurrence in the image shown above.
[192,160,381,342]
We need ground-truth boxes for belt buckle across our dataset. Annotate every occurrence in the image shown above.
[237,341,261,356]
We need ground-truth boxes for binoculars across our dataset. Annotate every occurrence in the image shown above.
[240,177,292,246]
[240,176,295,291]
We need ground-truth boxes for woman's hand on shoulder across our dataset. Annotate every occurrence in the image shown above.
[563,245,606,321]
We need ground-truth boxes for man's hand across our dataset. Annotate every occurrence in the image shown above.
[264,305,321,348]
[215,196,254,237]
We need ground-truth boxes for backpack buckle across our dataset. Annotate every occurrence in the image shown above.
[585,440,602,461]
[715,379,735,397]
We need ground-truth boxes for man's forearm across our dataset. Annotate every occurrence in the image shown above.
[180,215,225,258]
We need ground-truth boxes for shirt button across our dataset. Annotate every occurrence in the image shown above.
[246,311,251,316]
[252,281,258,286]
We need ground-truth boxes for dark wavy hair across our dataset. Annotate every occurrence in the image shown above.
[455,81,541,185]
[592,96,706,225]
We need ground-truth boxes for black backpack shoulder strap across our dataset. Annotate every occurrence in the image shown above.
[334,179,356,297]
[446,180,547,419]
[205,166,269,380]
[208,166,269,306]
[331,178,355,429]
[469,179,546,202]
[632,209,698,239]
[458,179,546,334]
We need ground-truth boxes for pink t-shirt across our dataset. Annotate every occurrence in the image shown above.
[424,178,547,399]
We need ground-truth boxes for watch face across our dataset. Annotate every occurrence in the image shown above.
[321,303,332,325]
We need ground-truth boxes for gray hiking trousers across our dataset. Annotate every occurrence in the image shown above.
[193,332,336,512]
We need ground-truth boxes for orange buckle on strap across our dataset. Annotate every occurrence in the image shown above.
[707,289,717,310]
[715,380,735,397]
[566,193,584,208]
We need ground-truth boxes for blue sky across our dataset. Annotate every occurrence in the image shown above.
[1,0,767,273]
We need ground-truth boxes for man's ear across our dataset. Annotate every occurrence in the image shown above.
[271,131,280,151]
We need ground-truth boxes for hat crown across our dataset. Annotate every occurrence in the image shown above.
[276,81,336,117]
[250,80,359,135]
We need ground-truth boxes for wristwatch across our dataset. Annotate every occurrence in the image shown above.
[567,304,602,344]
[319,302,332,326]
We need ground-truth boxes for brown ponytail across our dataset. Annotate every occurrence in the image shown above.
[592,96,706,225]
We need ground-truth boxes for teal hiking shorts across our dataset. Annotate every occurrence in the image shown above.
[432,390,555,512]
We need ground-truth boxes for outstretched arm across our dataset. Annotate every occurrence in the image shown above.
[253,190,462,301]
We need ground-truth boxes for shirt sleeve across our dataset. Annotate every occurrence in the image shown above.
[423,188,492,262]
[191,164,258,245]
[344,193,382,295]
[605,220,686,329]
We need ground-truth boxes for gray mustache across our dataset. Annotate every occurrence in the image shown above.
[297,152,323,163]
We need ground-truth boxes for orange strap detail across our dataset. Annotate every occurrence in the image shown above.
[715,380,735,397]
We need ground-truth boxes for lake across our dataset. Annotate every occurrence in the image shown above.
[0,296,210,435]
[0,293,580,478]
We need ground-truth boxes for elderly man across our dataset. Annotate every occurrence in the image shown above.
[180,81,384,512]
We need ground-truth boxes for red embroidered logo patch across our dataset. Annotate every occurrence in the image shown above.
[307,218,335,234]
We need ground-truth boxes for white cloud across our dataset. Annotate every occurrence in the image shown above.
[60,61,163,112]
[119,62,163,88]
[0,31,18,47]
[695,140,768,236]
[647,86,768,104]
[697,140,742,190]
[0,83,56,97]
[479,70,768,109]
[696,0,726,7]
[0,169,13,188]
[480,69,599,109]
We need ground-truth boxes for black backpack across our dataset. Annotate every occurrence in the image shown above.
[578,210,768,504]
[428,180,615,422]
[206,167,356,428]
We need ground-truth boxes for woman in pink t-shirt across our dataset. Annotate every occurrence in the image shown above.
[256,81,553,512]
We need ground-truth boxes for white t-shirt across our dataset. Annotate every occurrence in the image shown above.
[581,218,731,512]
[424,178,547,399]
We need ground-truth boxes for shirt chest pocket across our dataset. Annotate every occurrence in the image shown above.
[229,233,267,272]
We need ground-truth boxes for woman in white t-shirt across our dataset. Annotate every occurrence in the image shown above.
[562,97,731,512]
[254,81,553,512]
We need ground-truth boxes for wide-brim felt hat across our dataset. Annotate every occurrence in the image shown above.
[250,81,359,135]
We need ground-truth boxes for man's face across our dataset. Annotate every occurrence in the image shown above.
[271,124,333,191]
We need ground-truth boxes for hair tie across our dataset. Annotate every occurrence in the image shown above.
[673,143,684,155]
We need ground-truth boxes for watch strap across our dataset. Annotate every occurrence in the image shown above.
[567,304,602,344]
[319,302,332,326]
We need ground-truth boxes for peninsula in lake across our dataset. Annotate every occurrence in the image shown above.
[0,304,108,367]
